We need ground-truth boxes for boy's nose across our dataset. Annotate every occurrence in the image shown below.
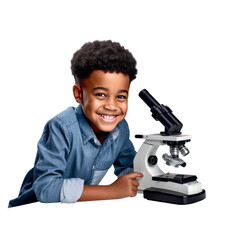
[104,104,118,111]
[104,98,118,111]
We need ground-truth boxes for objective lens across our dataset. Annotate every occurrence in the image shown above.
[170,146,179,158]
[179,145,190,156]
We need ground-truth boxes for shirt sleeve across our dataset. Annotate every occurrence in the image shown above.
[32,118,83,203]
[113,121,136,177]
[60,178,84,203]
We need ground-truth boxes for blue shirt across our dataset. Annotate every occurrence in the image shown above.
[9,104,136,207]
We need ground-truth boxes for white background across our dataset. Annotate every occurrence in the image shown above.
[0,0,239,239]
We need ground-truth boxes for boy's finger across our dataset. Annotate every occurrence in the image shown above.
[132,186,138,192]
[132,180,139,187]
[128,172,144,179]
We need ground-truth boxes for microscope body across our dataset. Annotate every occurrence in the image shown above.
[133,89,206,204]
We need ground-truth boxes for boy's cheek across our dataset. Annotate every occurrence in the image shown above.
[123,105,128,116]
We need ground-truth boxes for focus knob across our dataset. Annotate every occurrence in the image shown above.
[148,155,158,165]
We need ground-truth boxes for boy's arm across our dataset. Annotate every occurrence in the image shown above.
[78,172,143,201]
[33,119,72,203]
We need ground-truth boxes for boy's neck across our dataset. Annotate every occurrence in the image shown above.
[90,123,107,144]
[96,132,107,144]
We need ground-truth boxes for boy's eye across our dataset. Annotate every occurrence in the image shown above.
[95,93,106,98]
[117,95,127,101]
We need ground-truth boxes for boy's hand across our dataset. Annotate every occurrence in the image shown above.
[78,172,144,202]
[109,172,144,199]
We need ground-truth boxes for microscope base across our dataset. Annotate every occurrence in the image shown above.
[143,187,206,205]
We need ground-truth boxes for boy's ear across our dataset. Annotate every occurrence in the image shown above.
[73,84,83,104]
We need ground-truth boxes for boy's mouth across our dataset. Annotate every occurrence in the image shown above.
[97,113,119,122]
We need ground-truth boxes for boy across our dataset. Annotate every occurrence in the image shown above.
[9,40,143,207]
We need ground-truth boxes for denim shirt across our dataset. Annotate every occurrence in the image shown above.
[9,105,136,207]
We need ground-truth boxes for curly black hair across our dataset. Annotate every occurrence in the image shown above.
[71,40,137,83]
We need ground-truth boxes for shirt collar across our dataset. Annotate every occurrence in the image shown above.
[75,104,119,146]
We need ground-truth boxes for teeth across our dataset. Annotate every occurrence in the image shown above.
[100,114,116,120]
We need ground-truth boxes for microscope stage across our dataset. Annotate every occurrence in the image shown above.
[136,134,191,142]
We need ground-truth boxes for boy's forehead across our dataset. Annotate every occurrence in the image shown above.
[82,70,130,91]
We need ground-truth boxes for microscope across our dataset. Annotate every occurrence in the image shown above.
[134,89,206,204]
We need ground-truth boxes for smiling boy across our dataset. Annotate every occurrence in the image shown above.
[9,40,143,207]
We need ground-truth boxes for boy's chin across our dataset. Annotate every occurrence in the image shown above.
[99,124,117,132]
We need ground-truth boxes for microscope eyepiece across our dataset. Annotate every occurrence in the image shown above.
[139,89,183,135]
[139,89,161,109]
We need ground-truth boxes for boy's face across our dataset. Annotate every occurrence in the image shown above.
[73,70,130,134]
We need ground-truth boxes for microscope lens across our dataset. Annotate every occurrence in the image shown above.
[179,146,190,156]
[170,146,179,158]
